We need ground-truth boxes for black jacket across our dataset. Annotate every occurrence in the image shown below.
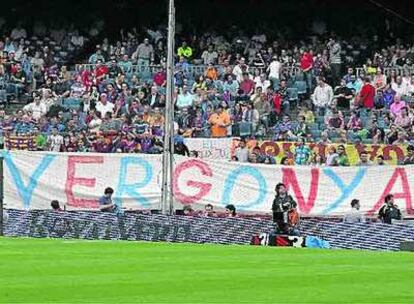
[272,195,297,213]
[378,204,402,224]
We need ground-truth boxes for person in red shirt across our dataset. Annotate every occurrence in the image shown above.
[300,48,314,92]
[239,72,255,95]
[358,76,375,109]
[94,60,109,85]
[153,69,167,87]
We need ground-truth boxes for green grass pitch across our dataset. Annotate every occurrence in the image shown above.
[0,237,413,303]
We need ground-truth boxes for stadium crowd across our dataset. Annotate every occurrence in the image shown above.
[1,22,414,166]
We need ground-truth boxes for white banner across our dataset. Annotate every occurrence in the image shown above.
[2,150,414,217]
[184,138,233,159]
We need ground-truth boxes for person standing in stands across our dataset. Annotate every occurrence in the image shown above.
[327,36,342,84]
[357,76,375,109]
[272,183,298,234]
[343,199,365,223]
[378,194,402,224]
[208,106,230,137]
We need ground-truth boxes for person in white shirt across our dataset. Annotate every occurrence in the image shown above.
[176,86,194,109]
[88,112,103,132]
[232,57,248,83]
[48,128,64,152]
[254,73,271,91]
[201,45,218,65]
[343,199,366,223]
[392,76,409,97]
[312,76,333,116]
[267,56,282,81]
[95,93,115,117]
[234,140,250,163]
[23,93,47,120]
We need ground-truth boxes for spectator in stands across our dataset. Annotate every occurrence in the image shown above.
[133,38,154,66]
[376,155,386,165]
[327,36,342,84]
[225,204,237,218]
[357,151,373,166]
[235,139,250,163]
[337,144,350,166]
[312,76,333,116]
[267,55,281,84]
[50,200,63,212]
[325,146,339,166]
[233,57,248,83]
[174,136,190,156]
[294,137,311,165]
[95,93,115,117]
[201,45,218,65]
[177,41,193,60]
[88,47,105,64]
[390,95,406,118]
[48,127,64,152]
[209,106,230,138]
[402,145,414,165]
[299,47,314,92]
[23,91,46,120]
[176,86,194,109]
[334,79,354,109]
[392,76,409,98]
[240,72,255,95]
[357,76,375,109]
[378,194,402,224]
[343,199,365,223]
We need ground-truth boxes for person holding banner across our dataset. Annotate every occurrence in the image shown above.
[272,183,299,234]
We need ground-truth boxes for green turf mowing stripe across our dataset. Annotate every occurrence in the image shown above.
[0,237,413,303]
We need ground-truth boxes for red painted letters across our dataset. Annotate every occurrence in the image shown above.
[173,159,212,204]
[65,156,104,208]
[368,168,413,215]
[282,168,319,214]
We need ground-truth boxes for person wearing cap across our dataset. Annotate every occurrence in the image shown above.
[343,199,365,223]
